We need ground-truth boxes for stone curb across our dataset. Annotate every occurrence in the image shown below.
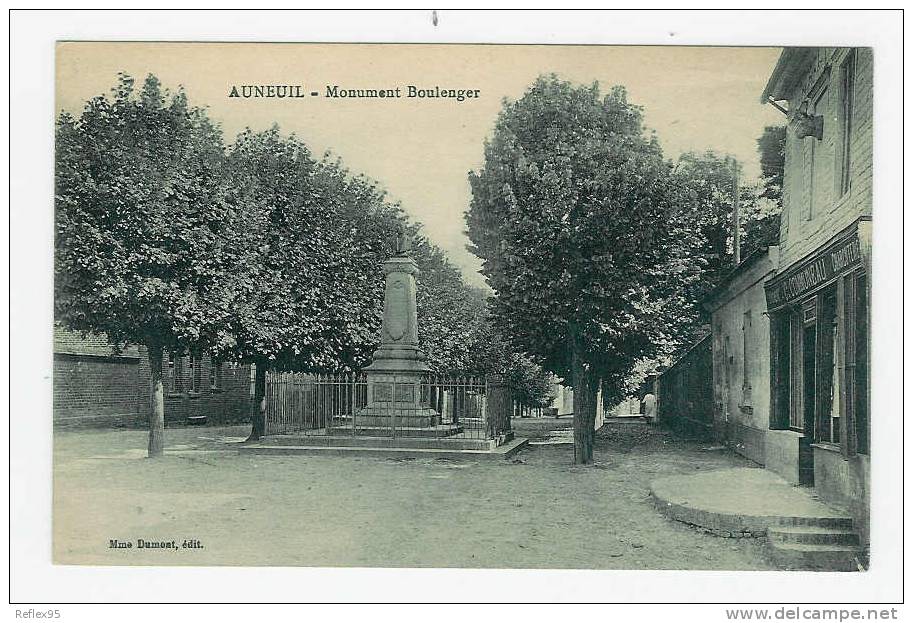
[238,436,529,461]
[649,488,769,538]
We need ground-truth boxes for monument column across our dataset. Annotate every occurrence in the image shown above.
[365,254,429,372]
[357,235,440,430]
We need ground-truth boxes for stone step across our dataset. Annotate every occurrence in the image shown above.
[333,415,439,428]
[767,525,860,546]
[263,434,492,450]
[238,437,529,461]
[327,424,464,438]
[766,541,864,572]
[774,515,854,530]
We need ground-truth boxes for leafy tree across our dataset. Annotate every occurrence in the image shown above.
[744,125,787,255]
[757,125,786,205]
[225,128,520,438]
[466,76,682,463]
[631,139,785,393]
[674,152,744,286]
[224,129,397,371]
[223,129,413,438]
[508,359,557,412]
[412,240,487,374]
[55,74,249,456]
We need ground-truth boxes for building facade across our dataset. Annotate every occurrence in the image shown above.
[761,47,872,542]
[54,324,252,428]
[655,334,713,438]
[705,247,779,466]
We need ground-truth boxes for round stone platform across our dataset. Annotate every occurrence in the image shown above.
[650,467,852,537]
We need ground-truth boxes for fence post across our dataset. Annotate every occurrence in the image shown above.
[350,372,356,437]
[485,374,512,440]
[246,362,267,441]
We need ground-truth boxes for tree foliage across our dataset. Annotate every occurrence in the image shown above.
[466,75,685,462]
[56,74,248,353]
[626,130,787,393]
[55,74,255,455]
[747,124,787,253]
[223,127,405,372]
[56,72,563,448]
[757,125,787,205]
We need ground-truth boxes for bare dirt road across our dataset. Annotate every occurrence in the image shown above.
[53,418,774,570]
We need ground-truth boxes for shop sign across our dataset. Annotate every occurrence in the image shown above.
[766,237,861,307]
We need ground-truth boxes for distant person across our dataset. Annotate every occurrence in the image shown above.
[642,392,657,424]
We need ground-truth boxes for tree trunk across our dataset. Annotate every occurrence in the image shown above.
[246,360,267,442]
[147,341,165,458]
[571,341,598,465]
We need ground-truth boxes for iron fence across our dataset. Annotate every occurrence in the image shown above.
[262,372,509,441]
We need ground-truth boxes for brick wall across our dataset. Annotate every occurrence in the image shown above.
[133,347,252,426]
[779,47,873,271]
[54,326,252,428]
[53,354,144,426]
[657,335,714,439]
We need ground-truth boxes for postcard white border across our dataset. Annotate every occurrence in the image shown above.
[8,8,905,609]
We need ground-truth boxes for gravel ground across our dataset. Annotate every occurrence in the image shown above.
[53,418,775,569]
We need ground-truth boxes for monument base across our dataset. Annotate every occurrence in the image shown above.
[350,367,447,436]
[345,406,441,428]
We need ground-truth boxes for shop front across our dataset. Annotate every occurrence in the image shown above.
[765,218,870,540]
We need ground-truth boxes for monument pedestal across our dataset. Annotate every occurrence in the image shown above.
[354,371,438,425]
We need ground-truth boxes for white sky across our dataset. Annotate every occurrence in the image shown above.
[57,43,785,287]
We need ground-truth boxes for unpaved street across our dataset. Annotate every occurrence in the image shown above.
[54,418,775,569]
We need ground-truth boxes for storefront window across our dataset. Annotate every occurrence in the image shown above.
[789,310,804,430]
[801,316,817,433]
[765,225,868,450]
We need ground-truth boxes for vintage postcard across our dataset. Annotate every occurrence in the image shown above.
[7,8,900,609]
[50,39,877,574]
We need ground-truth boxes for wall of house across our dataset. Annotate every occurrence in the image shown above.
[772,47,872,546]
[779,48,873,272]
[764,429,805,484]
[136,348,252,426]
[709,251,778,465]
[54,326,252,428]
[656,335,713,439]
[814,447,870,545]
[53,353,144,427]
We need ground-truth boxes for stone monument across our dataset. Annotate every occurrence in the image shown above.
[356,229,443,431]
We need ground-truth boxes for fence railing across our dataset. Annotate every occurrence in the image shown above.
[263,372,511,441]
